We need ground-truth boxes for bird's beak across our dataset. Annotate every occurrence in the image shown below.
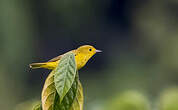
[95,49,102,53]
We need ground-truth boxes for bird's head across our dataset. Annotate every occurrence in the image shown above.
[76,45,102,58]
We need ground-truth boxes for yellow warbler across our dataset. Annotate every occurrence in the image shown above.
[29,45,101,70]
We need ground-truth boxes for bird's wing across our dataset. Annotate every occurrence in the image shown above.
[47,50,75,62]
[48,55,63,62]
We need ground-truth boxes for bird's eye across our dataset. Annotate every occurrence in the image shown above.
[89,48,92,51]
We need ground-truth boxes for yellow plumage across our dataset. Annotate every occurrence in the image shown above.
[29,45,101,70]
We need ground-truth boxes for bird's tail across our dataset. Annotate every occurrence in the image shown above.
[29,63,47,69]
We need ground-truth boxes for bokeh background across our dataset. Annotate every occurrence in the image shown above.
[1,0,178,110]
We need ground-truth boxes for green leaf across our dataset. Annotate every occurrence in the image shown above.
[41,52,82,110]
[41,70,57,110]
[158,87,178,110]
[54,72,79,110]
[41,69,80,110]
[105,91,150,110]
[33,103,42,110]
[70,81,84,110]
[54,52,77,102]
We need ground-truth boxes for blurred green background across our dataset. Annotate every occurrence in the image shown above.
[0,0,178,110]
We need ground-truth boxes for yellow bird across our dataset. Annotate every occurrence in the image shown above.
[29,45,101,70]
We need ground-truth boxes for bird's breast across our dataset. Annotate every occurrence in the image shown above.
[75,54,88,70]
